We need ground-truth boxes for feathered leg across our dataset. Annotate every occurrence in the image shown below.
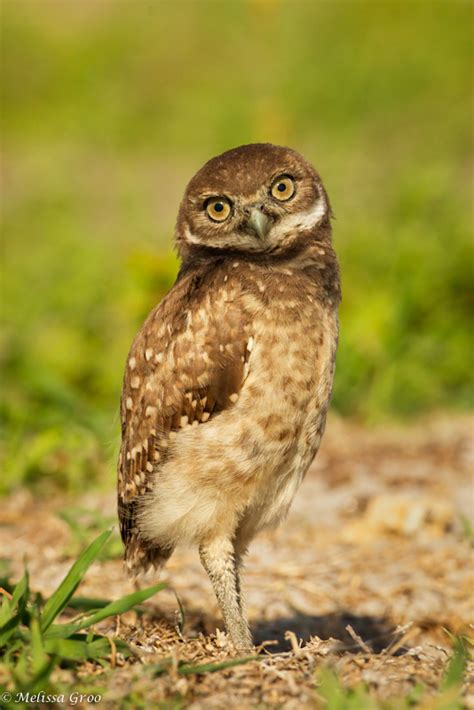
[199,537,253,652]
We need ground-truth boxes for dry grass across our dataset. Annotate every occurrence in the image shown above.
[0,414,472,708]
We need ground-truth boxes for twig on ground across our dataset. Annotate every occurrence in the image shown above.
[345,624,372,654]
[285,630,303,656]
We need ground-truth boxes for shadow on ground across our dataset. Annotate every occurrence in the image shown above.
[167,602,401,655]
[253,612,399,654]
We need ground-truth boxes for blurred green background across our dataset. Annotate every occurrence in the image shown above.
[1,0,472,494]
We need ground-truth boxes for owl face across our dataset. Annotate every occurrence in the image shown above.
[175,143,331,259]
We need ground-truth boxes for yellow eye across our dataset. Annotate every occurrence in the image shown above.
[205,197,232,222]
[271,175,295,202]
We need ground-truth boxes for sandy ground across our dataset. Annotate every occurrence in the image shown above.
[0,414,473,708]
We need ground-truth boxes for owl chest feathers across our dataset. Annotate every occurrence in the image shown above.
[137,253,339,548]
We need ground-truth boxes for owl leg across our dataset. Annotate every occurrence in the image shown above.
[233,551,250,642]
[233,520,259,626]
[199,537,253,653]
[233,539,251,621]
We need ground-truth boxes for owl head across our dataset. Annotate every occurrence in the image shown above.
[175,143,332,261]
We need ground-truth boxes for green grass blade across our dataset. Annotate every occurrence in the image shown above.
[0,613,22,647]
[41,622,88,640]
[150,658,173,675]
[40,529,112,632]
[0,594,12,627]
[11,570,29,607]
[43,636,108,661]
[151,656,259,677]
[44,635,128,662]
[178,655,259,675]
[44,582,166,639]
[73,582,166,632]
[12,654,61,695]
[0,570,30,647]
[11,648,30,687]
[66,597,111,611]
[442,636,469,690]
[30,616,48,675]
[315,667,378,710]
[316,667,346,710]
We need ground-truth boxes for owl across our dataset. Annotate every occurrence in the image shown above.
[117,143,340,651]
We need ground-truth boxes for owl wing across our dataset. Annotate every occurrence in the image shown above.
[117,269,252,573]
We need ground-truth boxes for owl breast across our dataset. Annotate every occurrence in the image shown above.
[233,277,338,534]
[138,265,339,549]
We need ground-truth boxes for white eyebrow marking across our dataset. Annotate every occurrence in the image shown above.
[183,225,202,244]
[271,195,327,238]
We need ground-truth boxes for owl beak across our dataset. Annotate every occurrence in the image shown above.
[247,208,271,239]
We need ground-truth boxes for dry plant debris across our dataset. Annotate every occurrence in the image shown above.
[0,414,472,708]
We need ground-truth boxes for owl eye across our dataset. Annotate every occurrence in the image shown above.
[271,175,296,202]
[205,197,232,222]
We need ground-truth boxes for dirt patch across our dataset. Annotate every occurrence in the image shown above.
[0,414,473,707]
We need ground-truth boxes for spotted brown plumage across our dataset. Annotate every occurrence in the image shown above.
[118,267,253,572]
[117,143,340,651]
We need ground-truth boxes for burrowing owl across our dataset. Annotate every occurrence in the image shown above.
[118,143,340,651]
